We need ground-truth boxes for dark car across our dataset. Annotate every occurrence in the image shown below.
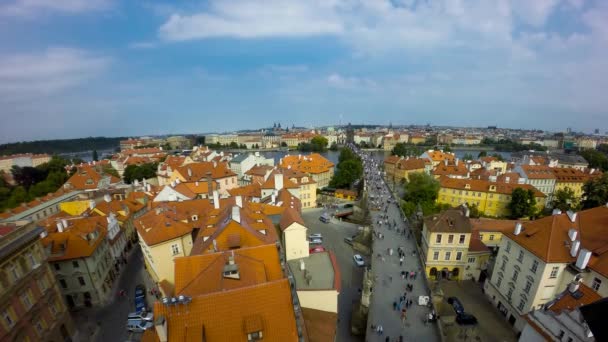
[456,312,478,325]
[447,297,464,315]
[134,284,147,313]
[344,237,353,245]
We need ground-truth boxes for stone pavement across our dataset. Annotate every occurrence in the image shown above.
[355,146,441,342]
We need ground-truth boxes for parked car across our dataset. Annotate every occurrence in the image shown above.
[309,238,323,245]
[309,233,323,239]
[309,246,326,254]
[447,297,465,315]
[128,311,154,322]
[456,312,478,325]
[134,284,147,313]
[319,215,330,223]
[353,254,365,267]
[127,320,154,333]
[344,237,353,245]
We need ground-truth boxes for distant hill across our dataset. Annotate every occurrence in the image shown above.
[0,137,127,156]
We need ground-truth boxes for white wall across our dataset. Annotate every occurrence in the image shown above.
[297,290,339,313]
[284,223,309,261]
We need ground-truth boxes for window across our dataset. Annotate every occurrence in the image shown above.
[78,277,86,286]
[433,251,439,260]
[456,252,462,261]
[59,279,67,289]
[8,264,20,281]
[171,244,180,256]
[247,331,263,341]
[517,299,525,311]
[550,266,559,279]
[531,260,539,274]
[38,277,48,292]
[459,235,465,244]
[445,252,451,261]
[27,253,39,268]
[496,276,503,287]
[2,308,14,328]
[524,281,532,294]
[448,235,454,244]
[512,270,519,282]
[479,234,484,240]
[54,263,60,271]
[21,291,33,309]
[468,257,475,263]
[592,278,602,291]
[436,234,442,244]
[558,330,565,339]
[506,242,511,253]
[507,287,513,300]
[72,261,79,268]
[500,259,507,271]
[515,250,524,263]
[489,235,495,241]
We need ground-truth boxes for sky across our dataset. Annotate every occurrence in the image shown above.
[0,0,607,143]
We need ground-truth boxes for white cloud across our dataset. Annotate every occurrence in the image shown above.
[0,0,110,17]
[128,41,159,49]
[327,73,376,89]
[510,0,560,27]
[159,0,343,41]
[0,48,110,101]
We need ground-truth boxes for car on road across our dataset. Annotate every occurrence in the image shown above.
[344,237,353,245]
[309,238,323,245]
[447,297,465,315]
[127,320,154,333]
[309,246,326,254]
[319,213,331,223]
[134,284,147,313]
[456,312,478,325]
[128,311,154,322]
[309,233,323,239]
[353,254,365,267]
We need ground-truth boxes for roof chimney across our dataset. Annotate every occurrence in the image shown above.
[154,316,168,342]
[236,195,243,208]
[187,168,192,177]
[568,278,581,294]
[213,190,220,209]
[566,210,577,223]
[552,208,562,215]
[206,171,213,197]
[570,240,580,257]
[104,194,111,203]
[568,228,578,242]
[231,206,241,223]
[274,173,283,190]
[514,222,523,235]
[146,183,151,192]
[575,249,592,270]
[89,200,96,210]
[56,222,64,233]
[271,193,276,204]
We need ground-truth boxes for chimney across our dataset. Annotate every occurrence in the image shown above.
[146,184,151,192]
[274,174,283,190]
[89,200,96,210]
[213,161,217,167]
[104,194,111,203]
[231,206,241,223]
[570,240,580,257]
[455,158,459,166]
[213,190,220,209]
[187,168,192,177]
[300,259,305,271]
[154,316,168,342]
[568,228,578,241]
[552,208,562,215]
[56,222,63,233]
[575,249,591,269]
[514,222,523,235]
[236,195,243,208]
[206,171,213,197]
[568,279,581,294]
[195,181,199,187]
[444,159,448,166]
[566,210,577,223]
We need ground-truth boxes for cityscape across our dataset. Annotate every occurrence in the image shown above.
[2,1,608,342]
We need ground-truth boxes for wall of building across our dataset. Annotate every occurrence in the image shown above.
[284,223,309,261]
[421,229,471,280]
[139,235,193,286]
[297,290,339,313]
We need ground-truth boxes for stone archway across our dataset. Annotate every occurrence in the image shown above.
[430,267,438,280]
[441,267,450,280]
[452,267,460,280]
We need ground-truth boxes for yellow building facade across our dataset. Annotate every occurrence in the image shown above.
[437,178,546,218]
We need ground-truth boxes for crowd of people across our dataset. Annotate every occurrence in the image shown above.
[350,144,437,342]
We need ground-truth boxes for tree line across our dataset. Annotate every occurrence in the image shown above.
[329,148,363,189]
[0,137,126,156]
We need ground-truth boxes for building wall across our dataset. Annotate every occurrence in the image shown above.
[139,235,193,286]
[519,324,548,342]
[421,228,471,280]
[297,290,339,313]
[477,231,504,248]
[554,183,584,203]
[297,180,317,209]
[59,200,92,216]
[438,187,546,218]
[284,223,310,261]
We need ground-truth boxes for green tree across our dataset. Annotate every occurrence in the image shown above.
[491,153,504,161]
[329,142,338,151]
[11,166,46,189]
[229,142,239,149]
[123,163,158,184]
[92,149,99,161]
[462,153,474,161]
[310,136,329,152]
[102,164,120,178]
[297,143,313,152]
[478,151,487,158]
[443,145,452,152]
[468,203,481,218]
[7,186,28,208]
[508,188,537,219]
[580,149,608,171]
[281,142,288,147]
[338,147,358,163]
[581,173,608,209]
[402,173,440,204]
[329,159,363,188]
[552,187,579,212]
[392,143,420,157]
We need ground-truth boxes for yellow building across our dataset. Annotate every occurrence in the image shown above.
[437,177,546,218]
[421,207,490,280]
[550,167,591,203]
[409,135,426,144]
[335,189,357,200]
[59,199,94,215]
[420,149,455,167]
[384,156,427,184]
[279,153,334,188]
[470,218,520,249]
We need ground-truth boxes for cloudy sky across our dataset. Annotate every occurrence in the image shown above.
[0,0,607,142]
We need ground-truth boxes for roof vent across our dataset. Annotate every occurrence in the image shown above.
[566,210,577,223]
[514,222,523,236]
[213,190,220,209]
[104,194,111,202]
[570,240,580,257]
[236,195,243,208]
[231,206,241,223]
[223,254,240,279]
[552,208,562,215]
[299,259,305,271]
[568,228,578,242]
[39,231,48,239]
[575,248,592,270]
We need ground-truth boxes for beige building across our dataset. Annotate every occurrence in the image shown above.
[279,208,309,261]
[279,153,334,188]
[484,206,608,332]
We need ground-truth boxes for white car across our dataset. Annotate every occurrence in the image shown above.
[309,233,323,239]
[128,311,154,322]
[309,238,323,245]
[353,254,365,267]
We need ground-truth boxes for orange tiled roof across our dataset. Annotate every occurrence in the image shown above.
[520,165,556,179]
[551,167,590,183]
[227,183,262,199]
[471,218,520,233]
[163,155,187,170]
[424,150,455,162]
[279,153,334,175]
[245,165,274,177]
[64,165,121,190]
[262,174,299,190]
[174,162,236,181]
[547,283,601,314]
[396,157,428,170]
[468,231,490,253]
[279,207,305,231]
[432,164,469,177]
[41,216,108,261]
[135,209,195,246]
[439,177,546,197]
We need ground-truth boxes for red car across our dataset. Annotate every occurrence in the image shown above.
[309,246,326,254]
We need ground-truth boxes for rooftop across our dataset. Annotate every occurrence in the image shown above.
[287,251,340,291]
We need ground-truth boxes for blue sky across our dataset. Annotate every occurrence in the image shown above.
[0,0,607,143]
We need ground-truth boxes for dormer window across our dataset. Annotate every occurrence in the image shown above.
[465,184,471,189]
[247,331,263,341]
[192,215,198,221]
[489,185,496,192]
[86,179,94,185]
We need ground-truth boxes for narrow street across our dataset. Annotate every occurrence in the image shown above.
[356,147,441,342]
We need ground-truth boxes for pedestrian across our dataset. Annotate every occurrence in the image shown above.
[405,271,409,280]
[393,301,397,310]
